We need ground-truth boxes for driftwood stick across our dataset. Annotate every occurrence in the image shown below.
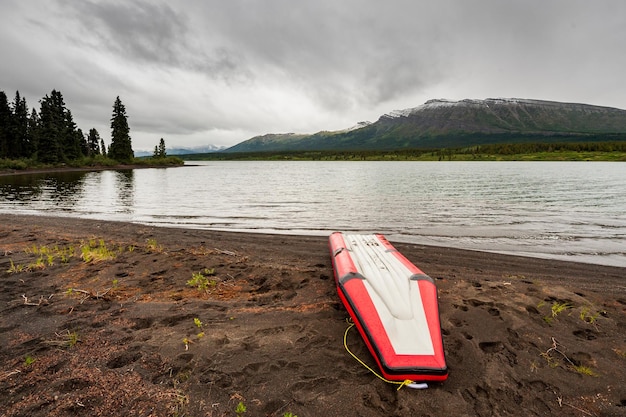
[214,248,237,256]
[21,294,49,306]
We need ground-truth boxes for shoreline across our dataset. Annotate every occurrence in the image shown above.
[0,163,186,177]
[1,214,625,416]
[3,210,625,269]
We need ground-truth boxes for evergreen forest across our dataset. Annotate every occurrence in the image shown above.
[0,89,181,170]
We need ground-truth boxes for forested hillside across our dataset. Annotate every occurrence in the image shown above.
[226,98,626,153]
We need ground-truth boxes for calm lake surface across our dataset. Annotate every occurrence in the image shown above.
[1,161,625,267]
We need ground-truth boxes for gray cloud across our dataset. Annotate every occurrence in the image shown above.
[1,0,626,150]
[65,1,188,66]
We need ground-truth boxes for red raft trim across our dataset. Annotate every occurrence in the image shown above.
[329,232,448,382]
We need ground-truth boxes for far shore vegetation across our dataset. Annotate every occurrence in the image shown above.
[0,89,182,173]
[181,141,626,162]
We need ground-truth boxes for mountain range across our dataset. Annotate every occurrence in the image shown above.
[224,98,626,153]
[135,144,226,157]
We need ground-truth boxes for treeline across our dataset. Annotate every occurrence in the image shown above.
[461,141,626,155]
[0,89,135,165]
[183,140,626,162]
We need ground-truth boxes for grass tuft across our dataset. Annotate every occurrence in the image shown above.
[187,269,217,293]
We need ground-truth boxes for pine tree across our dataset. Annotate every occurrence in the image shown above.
[87,128,101,156]
[108,96,133,162]
[100,138,106,156]
[78,128,88,157]
[37,90,66,163]
[62,109,83,160]
[10,91,29,158]
[158,138,166,158]
[27,109,40,158]
[0,91,11,159]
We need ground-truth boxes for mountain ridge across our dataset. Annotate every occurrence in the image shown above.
[225,98,626,152]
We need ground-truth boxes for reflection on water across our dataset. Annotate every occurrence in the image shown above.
[1,162,625,267]
[0,169,135,214]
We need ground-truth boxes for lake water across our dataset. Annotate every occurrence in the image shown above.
[1,161,625,267]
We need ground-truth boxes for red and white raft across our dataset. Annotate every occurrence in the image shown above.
[329,232,448,383]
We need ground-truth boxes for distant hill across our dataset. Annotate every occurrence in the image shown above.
[225,98,626,152]
[135,144,226,157]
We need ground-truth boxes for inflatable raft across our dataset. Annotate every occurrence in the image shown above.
[329,232,448,383]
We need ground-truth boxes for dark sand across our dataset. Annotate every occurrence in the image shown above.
[1,214,625,416]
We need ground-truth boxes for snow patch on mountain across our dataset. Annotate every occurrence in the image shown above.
[340,121,372,132]
[383,98,543,119]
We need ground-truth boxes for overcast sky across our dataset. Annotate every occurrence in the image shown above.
[2,1,625,151]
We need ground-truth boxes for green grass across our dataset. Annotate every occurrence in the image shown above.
[0,155,184,172]
[540,301,572,324]
[146,238,163,253]
[7,240,124,274]
[572,364,597,377]
[551,302,571,317]
[80,239,116,262]
[579,307,601,324]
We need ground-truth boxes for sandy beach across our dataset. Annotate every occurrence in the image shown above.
[1,214,625,416]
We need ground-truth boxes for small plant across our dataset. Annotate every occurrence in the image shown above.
[542,301,571,324]
[182,337,192,351]
[67,331,80,348]
[283,413,298,417]
[23,355,36,367]
[7,259,24,273]
[187,269,216,293]
[579,307,600,324]
[193,317,205,339]
[112,278,119,289]
[28,257,46,271]
[573,364,597,377]
[551,302,571,318]
[146,238,163,253]
[235,401,247,416]
[81,239,116,262]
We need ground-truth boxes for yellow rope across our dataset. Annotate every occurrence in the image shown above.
[343,320,414,391]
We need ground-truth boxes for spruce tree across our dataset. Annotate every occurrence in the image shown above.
[78,128,88,157]
[27,109,40,158]
[100,138,106,156]
[0,91,11,159]
[62,109,83,160]
[108,96,133,162]
[37,90,65,163]
[11,91,29,158]
[158,137,166,158]
[87,128,101,156]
